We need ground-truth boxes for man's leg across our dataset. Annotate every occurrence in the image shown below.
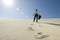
[36,17,38,22]
[33,17,35,22]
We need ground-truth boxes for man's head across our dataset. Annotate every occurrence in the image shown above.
[36,9,38,11]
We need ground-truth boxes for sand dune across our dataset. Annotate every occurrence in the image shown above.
[0,18,60,40]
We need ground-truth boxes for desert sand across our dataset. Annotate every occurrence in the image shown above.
[0,18,60,40]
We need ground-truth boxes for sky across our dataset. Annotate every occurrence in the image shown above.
[0,0,60,19]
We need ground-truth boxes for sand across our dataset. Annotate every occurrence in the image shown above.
[0,18,60,40]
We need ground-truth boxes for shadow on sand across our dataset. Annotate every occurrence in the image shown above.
[38,22,60,26]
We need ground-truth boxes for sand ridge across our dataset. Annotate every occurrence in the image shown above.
[0,18,60,40]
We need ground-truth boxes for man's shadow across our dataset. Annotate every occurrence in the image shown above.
[38,22,60,26]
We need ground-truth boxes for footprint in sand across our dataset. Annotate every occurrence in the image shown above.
[30,24,34,26]
[34,33,49,39]
[28,27,35,31]
[37,32,43,35]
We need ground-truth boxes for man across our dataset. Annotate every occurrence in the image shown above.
[33,9,41,22]
[33,9,39,22]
